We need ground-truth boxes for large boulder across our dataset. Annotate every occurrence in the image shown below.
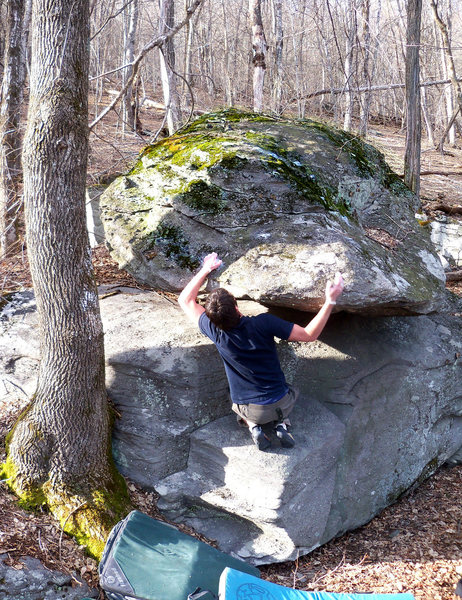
[156,297,462,564]
[100,110,445,315]
[2,288,462,564]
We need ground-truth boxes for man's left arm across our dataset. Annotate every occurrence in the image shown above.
[178,252,222,325]
[288,273,344,342]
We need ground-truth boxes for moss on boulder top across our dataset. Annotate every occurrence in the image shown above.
[100,109,445,315]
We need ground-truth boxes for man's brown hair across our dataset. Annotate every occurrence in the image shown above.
[204,288,240,330]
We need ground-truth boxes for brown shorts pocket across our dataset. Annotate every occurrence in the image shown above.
[231,386,299,425]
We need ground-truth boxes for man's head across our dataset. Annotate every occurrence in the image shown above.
[204,288,241,330]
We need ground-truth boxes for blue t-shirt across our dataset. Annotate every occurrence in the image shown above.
[199,312,293,405]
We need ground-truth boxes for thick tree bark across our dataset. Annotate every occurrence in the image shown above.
[404,0,422,196]
[0,0,31,257]
[2,0,130,557]
[249,0,267,113]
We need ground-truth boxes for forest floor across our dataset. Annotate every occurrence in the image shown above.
[1,102,462,599]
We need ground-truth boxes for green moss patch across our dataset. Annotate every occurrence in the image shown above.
[150,223,199,270]
[127,109,410,219]
[178,180,225,214]
[242,130,350,215]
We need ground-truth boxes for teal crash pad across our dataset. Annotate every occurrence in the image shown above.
[219,567,415,600]
[99,511,259,600]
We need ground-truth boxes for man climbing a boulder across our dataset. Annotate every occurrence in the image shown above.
[178,252,344,450]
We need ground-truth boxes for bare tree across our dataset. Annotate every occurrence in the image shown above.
[271,0,283,114]
[122,0,139,132]
[183,0,196,96]
[249,0,267,112]
[430,0,462,150]
[0,0,31,257]
[221,0,234,106]
[404,0,422,195]
[159,0,182,134]
[3,0,130,555]
[343,0,358,132]
[358,0,371,136]
[436,0,455,145]
[90,0,203,131]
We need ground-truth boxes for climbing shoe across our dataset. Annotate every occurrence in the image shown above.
[251,425,271,450]
[274,423,295,448]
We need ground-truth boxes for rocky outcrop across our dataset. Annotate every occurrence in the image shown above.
[99,110,445,316]
[0,554,97,600]
[2,288,462,564]
[156,297,462,564]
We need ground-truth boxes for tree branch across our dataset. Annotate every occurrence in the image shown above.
[89,0,202,131]
[289,77,462,103]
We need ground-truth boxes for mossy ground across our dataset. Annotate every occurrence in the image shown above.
[1,404,132,560]
[0,454,131,559]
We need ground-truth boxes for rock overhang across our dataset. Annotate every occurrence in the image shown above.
[100,109,446,315]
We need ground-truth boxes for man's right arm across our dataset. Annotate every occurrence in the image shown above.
[288,273,344,342]
[178,252,222,325]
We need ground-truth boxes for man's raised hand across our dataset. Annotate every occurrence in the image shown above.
[202,252,222,273]
[326,272,344,304]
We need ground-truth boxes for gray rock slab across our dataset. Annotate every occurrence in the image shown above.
[155,299,462,563]
[100,111,446,315]
[0,291,39,404]
[0,555,97,600]
[100,287,231,481]
[156,399,345,564]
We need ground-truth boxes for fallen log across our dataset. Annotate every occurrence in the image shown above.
[429,203,462,215]
[446,270,462,282]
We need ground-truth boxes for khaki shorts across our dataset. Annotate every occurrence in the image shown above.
[231,386,299,425]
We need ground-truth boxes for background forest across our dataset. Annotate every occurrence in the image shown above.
[83,0,462,139]
[1,1,462,600]
[1,0,462,246]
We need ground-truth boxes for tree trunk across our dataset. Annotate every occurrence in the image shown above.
[0,0,31,257]
[343,0,357,132]
[122,0,139,132]
[271,0,283,114]
[289,0,304,118]
[2,0,130,558]
[437,1,455,145]
[159,0,182,134]
[249,0,267,112]
[358,0,371,136]
[430,0,462,147]
[183,0,195,98]
[420,81,435,146]
[404,0,422,196]
[221,0,233,106]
